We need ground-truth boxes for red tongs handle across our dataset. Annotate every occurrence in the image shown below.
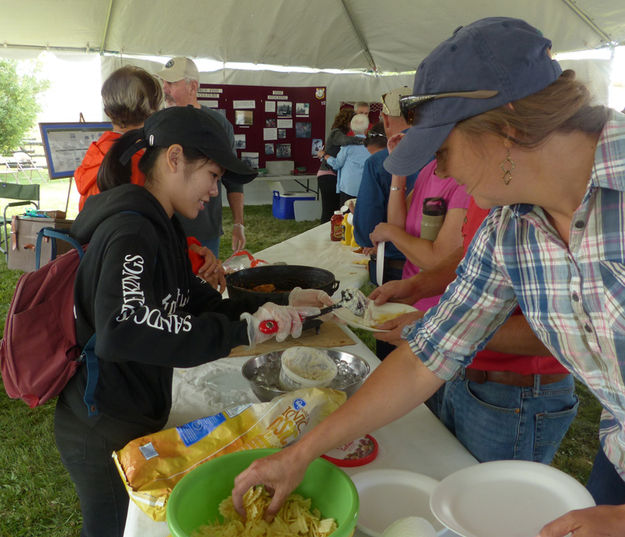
[257,304,340,335]
[259,320,279,335]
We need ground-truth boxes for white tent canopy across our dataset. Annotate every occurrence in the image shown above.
[2,0,624,73]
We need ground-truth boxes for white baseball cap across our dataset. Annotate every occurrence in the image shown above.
[155,57,199,82]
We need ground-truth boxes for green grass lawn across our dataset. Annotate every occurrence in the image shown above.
[0,178,603,536]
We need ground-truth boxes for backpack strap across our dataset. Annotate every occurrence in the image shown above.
[35,227,84,269]
[81,333,99,417]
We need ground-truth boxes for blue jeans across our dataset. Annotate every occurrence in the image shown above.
[201,237,220,258]
[587,446,625,505]
[431,372,578,463]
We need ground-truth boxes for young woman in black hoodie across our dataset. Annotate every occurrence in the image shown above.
[55,106,332,537]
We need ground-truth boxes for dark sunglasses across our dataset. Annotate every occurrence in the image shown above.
[399,89,498,124]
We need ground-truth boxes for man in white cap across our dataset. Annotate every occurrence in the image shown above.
[353,87,420,285]
[156,57,246,255]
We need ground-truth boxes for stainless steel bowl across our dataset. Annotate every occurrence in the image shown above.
[241,349,371,402]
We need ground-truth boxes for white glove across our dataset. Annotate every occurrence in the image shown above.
[241,303,320,345]
[288,287,334,308]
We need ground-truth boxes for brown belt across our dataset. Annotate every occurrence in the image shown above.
[464,369,569,387]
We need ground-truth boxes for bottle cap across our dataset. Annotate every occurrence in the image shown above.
[322,434,378,467]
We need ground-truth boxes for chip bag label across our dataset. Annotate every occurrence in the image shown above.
[176,413,227,447]
[113,387,346,521]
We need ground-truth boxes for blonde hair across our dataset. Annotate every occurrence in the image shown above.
[456,70,608,148]
[102,66,163,128]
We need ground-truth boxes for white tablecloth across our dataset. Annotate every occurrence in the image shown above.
[123,226,476,537]
[253,222,370,292]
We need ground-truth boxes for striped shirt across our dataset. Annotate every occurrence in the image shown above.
[404,110,625,477]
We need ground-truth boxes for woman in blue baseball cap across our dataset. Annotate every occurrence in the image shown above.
[232,17,625,536]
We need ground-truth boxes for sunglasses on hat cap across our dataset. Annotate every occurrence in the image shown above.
[399,89,499,124]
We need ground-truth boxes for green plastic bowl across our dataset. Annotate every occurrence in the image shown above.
[166,448,359,537]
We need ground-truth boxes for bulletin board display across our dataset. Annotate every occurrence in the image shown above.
[198,84,326,174]
[39,122,112,179]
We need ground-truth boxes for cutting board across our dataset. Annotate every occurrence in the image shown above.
[228,321,356,357]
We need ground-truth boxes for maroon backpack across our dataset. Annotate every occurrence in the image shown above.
[0,228,86,408]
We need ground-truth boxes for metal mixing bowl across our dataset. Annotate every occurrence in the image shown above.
[241,349,371,402]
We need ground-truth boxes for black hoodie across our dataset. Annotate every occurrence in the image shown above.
[60,184,269,439]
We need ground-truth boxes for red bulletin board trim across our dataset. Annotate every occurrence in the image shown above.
[198,83,326,174]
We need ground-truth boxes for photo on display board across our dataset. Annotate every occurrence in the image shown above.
[277,101,292,117]
[234,134,246,149]
[295,102,310,116]
[265,143,275,155]
[241,153,259,169]
[265,118,277,128]
[311,139,324,155]
[276,143,291,158]
[235,110,254,126]
[278,128,287,139]
[295,122,311,138]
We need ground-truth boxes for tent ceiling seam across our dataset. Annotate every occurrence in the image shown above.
[559,0,613,44]
[339,0,378,72]
[100,0,115,54]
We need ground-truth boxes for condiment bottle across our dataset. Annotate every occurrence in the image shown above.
[330,211,343,241]
[420,197,447,241]
[341,213,353,245]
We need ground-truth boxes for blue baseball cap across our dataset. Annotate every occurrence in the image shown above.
[384,17,562,176]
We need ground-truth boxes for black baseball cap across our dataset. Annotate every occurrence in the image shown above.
[142,106,257,183]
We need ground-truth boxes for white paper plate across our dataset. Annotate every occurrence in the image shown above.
[430,461,595,537]
[334,302,417,332]
[351,469,444,537]
[376,241,385,286]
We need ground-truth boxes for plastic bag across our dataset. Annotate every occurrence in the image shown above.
[222,250,268,274]
[112,387,346,521]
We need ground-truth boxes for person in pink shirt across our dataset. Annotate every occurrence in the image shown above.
[370,157,470,310]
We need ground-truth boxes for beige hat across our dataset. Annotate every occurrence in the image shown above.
[381,86,412,117]
[156,57,199,82]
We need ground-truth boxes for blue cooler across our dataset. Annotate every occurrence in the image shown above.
[272,191,316,219]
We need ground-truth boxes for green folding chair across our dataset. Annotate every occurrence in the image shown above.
[0,182,40,260]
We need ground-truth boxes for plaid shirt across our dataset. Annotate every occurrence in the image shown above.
[404,110,625,476]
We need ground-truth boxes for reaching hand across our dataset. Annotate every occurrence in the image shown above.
[232,447,310,522]
[232,224,246,253]
[202,263,227,293]
[369,278,422,305]
[536,504,625,537]
[387,132,406,154]
[241,303,320,344]
[370,222,397,246]
[288,287,334,308]
[374,311,425,345]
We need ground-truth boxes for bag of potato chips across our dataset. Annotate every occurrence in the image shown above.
[113,387,346,521]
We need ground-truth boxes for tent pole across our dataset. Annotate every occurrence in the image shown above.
[559,0,613,44]
[339,0,378,72]
[100,0,115,54]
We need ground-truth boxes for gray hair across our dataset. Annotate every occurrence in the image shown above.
[350,113,369,134]
[102,66,163,127]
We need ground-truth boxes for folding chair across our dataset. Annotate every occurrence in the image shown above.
[0,182,40,260]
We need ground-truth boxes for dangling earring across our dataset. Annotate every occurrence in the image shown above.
[500,147,515,185]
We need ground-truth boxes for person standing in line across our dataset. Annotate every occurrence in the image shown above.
[316,108,365,222]
[320,113,370,206]
[232,18,625,536]
[155,57,246,257]
[371,196,577,463]
[353,87,420,284]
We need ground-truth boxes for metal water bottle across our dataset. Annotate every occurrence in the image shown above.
[420,197,447,241]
